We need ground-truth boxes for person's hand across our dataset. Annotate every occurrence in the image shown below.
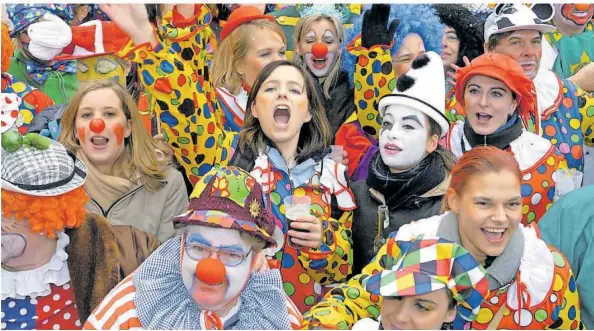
[287,215,323,249]
[446,56,471,87]
[99,4,155,47]
[251,251,270,273]
[569,62,594,92]
[330,150,349,166]
[361,4,400,49]
[174,4,195,19]
[153,133,165,143]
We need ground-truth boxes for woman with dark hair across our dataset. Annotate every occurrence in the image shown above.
[103,4,356,314]
[431,4,485,123]
[303,146,582,330]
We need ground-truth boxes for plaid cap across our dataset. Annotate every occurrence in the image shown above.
[173,166,277,248]
[363,236,489,322]
[1,133,87,196]
[7,4,74,37]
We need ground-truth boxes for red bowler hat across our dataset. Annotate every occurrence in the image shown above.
[220,6,275,41]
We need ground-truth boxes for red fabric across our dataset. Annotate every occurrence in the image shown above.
[59,22,130,60]
[171,4,203,28]
[335,122,374,177]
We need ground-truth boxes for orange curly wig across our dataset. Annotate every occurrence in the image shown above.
[1,186,88,238]
[1,23,13,72]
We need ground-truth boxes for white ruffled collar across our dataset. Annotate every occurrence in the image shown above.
[533,70,562,119]
[1,231,71,300]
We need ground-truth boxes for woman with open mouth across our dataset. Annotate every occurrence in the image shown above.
[58,80,188,242]
[102,4,357,314]
[292,5,355,137]
[303,146,583,330]
[335,4,444,181]
[445,53,566,226]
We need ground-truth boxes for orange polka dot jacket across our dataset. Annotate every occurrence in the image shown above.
[445,70,594,183]
[302,212,584,330]
[117,35,357,314]
[446,125,566,225]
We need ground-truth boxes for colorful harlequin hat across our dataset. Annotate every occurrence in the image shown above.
[7,4,74,37]
[219,6,275,41]
[363,236,489,322]
[173,166,277,248]
[455,53,536,117]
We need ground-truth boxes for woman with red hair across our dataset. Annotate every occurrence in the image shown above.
[304,146,583,330]
[445,53,566,225]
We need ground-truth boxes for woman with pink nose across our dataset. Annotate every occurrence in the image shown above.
[59,80,188,242]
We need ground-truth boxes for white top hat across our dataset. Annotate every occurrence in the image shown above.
[484,4,555,42]
[378,51,449,138]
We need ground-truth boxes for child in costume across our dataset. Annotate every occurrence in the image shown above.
[1,127,161,329]
[6,4,78,104]
[303,146,583,330]
[353,236,489,330]
[350,51,454,275]
[335,4,444,181]
[84,166,301,330]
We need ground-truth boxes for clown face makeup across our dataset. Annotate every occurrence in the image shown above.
[298,19,340,78]
[392,33,426,78]
[554,4,594,29]
[379,106,430,171]
[181,225,255,315]
[74,88,131,174]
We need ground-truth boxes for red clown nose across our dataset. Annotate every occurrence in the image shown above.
[196,258,226,285]
[311,43,328,59]
[89,118,105,133]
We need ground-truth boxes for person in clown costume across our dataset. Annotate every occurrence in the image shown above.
[446,52,566,225]
[352,236,489,330]
[1,22,54,135]
[303,146,584,330]
[335,4,444,181]
[1,126,161,329]
[84,166,302,330]
[6,4,79,104]
[292,5,355,137]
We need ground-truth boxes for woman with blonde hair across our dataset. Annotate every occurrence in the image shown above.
[292,6,354,136]
[58,79,188,241]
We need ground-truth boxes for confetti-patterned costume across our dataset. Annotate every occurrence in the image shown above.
[302,212,584,330]
[117,35,356,313]
[446,124,565,225]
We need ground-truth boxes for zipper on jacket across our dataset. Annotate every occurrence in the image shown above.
[90,185,144,218]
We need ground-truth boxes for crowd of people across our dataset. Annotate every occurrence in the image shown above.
[1,3,593,330]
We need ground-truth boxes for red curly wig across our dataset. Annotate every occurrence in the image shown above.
[1,23,14,73]
[1,186,88,238]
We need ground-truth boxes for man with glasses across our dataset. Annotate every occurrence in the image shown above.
[84,166,301,330]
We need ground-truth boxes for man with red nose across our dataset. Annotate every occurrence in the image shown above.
[84,166,302,330]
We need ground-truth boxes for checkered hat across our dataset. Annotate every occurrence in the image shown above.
[1,133,87,196]
[363,236,489,322]
[173,166,278,248]
[7,4,73,37]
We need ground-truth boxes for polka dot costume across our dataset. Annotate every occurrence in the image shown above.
[1,283,81,330]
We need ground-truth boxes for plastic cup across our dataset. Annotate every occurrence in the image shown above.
[554,168,583,200]
[330,145,344,163]
[284,195,311,248]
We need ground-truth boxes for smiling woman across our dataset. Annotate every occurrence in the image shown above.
[58,80,189,242]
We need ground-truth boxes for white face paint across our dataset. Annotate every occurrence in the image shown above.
[181,225,254,314]
[299,24,340,78]
[379,106,429,171]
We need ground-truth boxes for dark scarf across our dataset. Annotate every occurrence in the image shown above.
[366,151,446,211]
[462,114,523,151]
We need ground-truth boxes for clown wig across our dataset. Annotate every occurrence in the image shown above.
[433,4,485,67]
[1,23,13,72]
[342,4,444,84]
[1,186,88,238]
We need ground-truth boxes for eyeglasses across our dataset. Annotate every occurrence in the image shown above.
[185,242,253,267]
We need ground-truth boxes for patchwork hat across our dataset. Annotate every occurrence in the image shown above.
[484,4,555,42]
[378,51,449,137]
[455,53,536,117]
[220,6,275,41]
[363,236,489,322]
[7,4,74,37]
[173,166,277,248]
[1,132,87,196]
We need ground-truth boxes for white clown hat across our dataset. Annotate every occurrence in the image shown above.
[484,4,555,42]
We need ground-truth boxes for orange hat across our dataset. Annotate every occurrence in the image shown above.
[455,53,536,116]
[219,6,275,41]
